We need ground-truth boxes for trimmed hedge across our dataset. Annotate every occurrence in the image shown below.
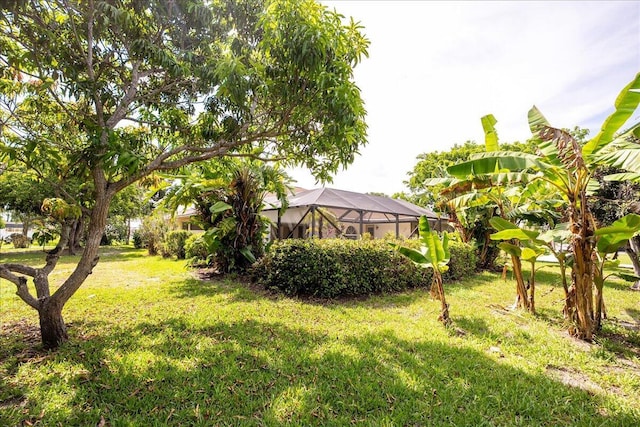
[252,238,477,298]
[252,239,431,298]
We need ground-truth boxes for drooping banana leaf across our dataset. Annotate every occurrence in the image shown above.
[583,72,640,157]
[521,246,545,263]
[448,152,544,177]
[595,213,640,254]
[491,228,540,241]
[603,172,640,183]
[446,191,492,210]
[595,129,640,173]
[498,242,521,258]
[489,216,519,231]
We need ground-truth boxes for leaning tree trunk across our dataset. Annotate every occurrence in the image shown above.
[510,254,531,312]
[625,236,640,290]
[36,182,113,349]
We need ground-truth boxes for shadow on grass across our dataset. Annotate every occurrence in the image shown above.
[0,246,147,266]
[2,316,638,426]
[169,277,268,304]
[626,308,640,326]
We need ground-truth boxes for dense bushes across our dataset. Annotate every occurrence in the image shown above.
[252,239,429,298]
[163,230,192,259]
[252,238,476,298]
[184,234,209,265]
[444,240,478,282]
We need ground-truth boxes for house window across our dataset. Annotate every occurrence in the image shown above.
[366,225,375,238]
[345,225,358,239]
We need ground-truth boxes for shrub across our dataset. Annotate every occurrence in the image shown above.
[10,233,30,248]
[164,230,192,259]
[251,239,432,298]
[185,234,209,265]
[139,212,171,255]
[132,229,144,249]
[444,240,478,281]
[102,215,129,245]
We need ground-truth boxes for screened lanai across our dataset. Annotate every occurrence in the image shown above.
[262,187,444,240]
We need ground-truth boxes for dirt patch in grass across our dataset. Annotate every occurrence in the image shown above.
[0,320,49,365]
[545,365,604,395]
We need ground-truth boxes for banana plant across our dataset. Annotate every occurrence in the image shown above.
[393,215,452,326]
[489,217,548,314]
[591,213,640,328]
[442,72,640,340]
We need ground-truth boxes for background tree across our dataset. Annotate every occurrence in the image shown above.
[0,166,50,236]
[0,0,368,349]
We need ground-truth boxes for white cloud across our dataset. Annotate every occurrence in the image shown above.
[289,1,640,195]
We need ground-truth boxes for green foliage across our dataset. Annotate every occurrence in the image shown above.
[444,240,478,282]
[0,0,370,348]
[139,212,172,256]
[132,229,144,249]
[252,239,432,298]
[395,216,451,272]
[595,213,640,254]
[165,161,287,273]
[163,230,192,260]
[31,221,58,250]
[101,215,129,245]
[405,140,534,206]
[184,234,209,266]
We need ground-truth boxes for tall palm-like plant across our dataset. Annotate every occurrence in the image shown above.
[394,215,452,326]
[163,159,291,272]
[445,73,640,340]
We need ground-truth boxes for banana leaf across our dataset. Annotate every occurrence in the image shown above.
[481,114,499,152]
[583,72,640,156]
[595,213,640,254]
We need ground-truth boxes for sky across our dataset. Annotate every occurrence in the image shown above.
[288,0,640,196]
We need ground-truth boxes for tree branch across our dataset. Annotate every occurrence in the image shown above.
[0,266,39,309]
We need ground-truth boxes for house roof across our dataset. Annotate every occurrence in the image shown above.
[263,187,439,223]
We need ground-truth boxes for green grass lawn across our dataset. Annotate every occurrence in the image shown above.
[1,246,639,426]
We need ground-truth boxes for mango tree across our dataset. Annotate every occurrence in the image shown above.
[393,215,452,326]
[0,0,369,349]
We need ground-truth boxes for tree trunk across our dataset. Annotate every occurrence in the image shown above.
[22,215,30,237]
[568,200,595,341]
[593,261,605,331]
[431,271,451,326]
[626,236,640,290]
[511,254,530,311]
[38,298,68,349]
[39,182,114,349]
[528,263,536,315]
[68,219,78,255]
